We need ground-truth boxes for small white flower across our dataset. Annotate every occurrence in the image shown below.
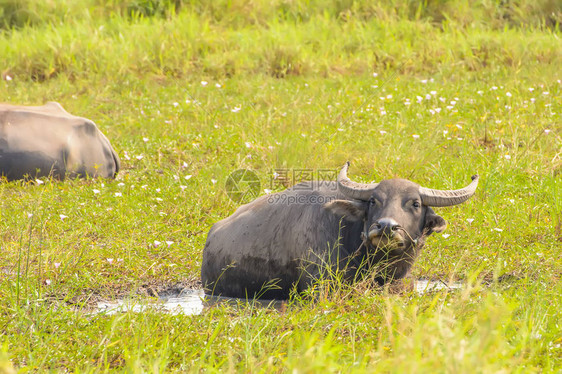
[231,106,241,113]
[156,188,161,193]
[118,182,125,187]
[201,81,208,86]
[59,214,68,220]
[136,155,144,160]
[107,258,114,264]
[35,179,44,185]
[154,240,161,247]
[185,175,192,180]
[442,234,450,239]
[273,172,280,179]
[45,279,51,285]
[491,86,498,90]
[504,155,511,160]
[156,198,163,202]
[380,110,387,115]
[245,142,252,148]
[215,83,221,88]
[506,92,512,97]
[443,130,449,135]
[166,241,174,247]
[173,102,179,107]
[412,134,420,139]
[54,262,61,268]
[493,228,503,232]
[542,91,549,95]
[544,129,551,134]
[115,192,122,197]
[379,130,387,135]
[416,96,423,102]
[117,258,124,262]
[93,189,100,194]
[373,72,378,77]
[529,87,534,92]
[430,90,437,95]
[450,101,456,105]
[264,189,272,194]
[173,175,179,181]
[143,137,149,142]
[456,124,463,129]
[211,179,217,184]
[425,94,432,100]
[466,218,474,223]
[509,199,515,203]
[141,185,148,189]
[180,185,187,191]
[386,94,393,99]
[434,108,441,113]
[421,79,428,84]
[477,90,483,95]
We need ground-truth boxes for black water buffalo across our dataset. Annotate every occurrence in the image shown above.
[201,163,478,299]
[0,102,120,181]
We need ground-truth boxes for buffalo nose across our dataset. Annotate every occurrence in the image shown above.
[375,218,401,236]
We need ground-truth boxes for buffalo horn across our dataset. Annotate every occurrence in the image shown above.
[337,162,378,201]
[419,175,479,207]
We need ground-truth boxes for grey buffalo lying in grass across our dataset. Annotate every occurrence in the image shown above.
[0,102,120,181]
[202,163,478,299]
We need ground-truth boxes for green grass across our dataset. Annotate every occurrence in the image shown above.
[1,1,561,372]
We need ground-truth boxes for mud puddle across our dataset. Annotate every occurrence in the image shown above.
[95,280,463,316]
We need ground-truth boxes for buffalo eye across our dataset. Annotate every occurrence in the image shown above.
[412,201,421,208]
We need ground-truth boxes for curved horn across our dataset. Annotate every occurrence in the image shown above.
[419,175,479,207]
[337,162,378,201]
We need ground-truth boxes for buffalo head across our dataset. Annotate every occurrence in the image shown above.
[326,162,478,282]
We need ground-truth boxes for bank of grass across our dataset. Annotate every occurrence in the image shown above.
[1,1,561,372]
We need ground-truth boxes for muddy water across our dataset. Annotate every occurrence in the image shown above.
[414,279,463,293]
[96,280,463,316]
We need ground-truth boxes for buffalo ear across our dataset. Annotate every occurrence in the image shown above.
[324,200,367,221]
[424,207,447,234]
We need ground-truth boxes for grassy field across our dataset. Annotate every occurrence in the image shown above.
[0,0,561,372]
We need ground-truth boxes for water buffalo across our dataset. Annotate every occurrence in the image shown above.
[201,163,478,299]
[0,102,120,181]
